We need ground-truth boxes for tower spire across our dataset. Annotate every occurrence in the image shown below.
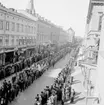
[26,0,35,14]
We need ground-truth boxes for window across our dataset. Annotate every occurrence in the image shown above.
[98,16,102,31]
[19,37,23,45]
[19,38,21,45]
[27,37,29,45]
[28,26,30,33]
[0,36,3,46]
[6,21,9,30]
[29,37,31,44]
[5,35,9,45]
[17,23,19,32]
[0,20,3,30]
[12,22,15,31]
[21,24,24,32]
[25,37,27,45]
[25,25,27,33]
[30,26,32,33]
[16,37,19,45]
[0,54,3,66]
[34,37,36,44]
[22,37,24,45]
[11,36,14,45]
[31,27,33,33]
[34,27,36,34]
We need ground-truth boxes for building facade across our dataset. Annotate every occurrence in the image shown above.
[78,0,104,104]
[0,3,37,67]
[24,0,74,46]
[0,0,75,70]
[36,17,52,45]
[67,28,75,43]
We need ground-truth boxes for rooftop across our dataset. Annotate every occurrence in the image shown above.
[87,0,104,24]
[18,10,38,21]
[0,3,37,22]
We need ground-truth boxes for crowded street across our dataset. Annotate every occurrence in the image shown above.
[1,0,103,104]
[9,52,71,105]
[0,0,88,104]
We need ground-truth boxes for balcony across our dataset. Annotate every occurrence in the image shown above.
[88,30,100,37]
[79,59,97,69]
[85,46,99,53]
[90,46,99,52]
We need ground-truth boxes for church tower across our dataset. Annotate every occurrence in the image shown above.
[26,0,35,14]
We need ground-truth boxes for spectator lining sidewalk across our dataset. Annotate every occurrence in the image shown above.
[64,66,89,105]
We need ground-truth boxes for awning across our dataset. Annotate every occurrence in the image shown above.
[0,48,15,53]
[27,46,36,50]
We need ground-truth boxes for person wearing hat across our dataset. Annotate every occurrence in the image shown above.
[70,89,75,103]
[53,91,57,105]
[49,92,54,105]
[34,97,41,105]
[40,91,45,105]
[46,86,51,97]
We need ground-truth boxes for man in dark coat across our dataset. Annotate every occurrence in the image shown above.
[57,87,62,102]
[40,91,45,105]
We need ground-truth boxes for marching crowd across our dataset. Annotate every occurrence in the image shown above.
[34,64,76,105]
[34,48,78,105]
[0,47,70,105]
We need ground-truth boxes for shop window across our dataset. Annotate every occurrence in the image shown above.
[5,52,14,64]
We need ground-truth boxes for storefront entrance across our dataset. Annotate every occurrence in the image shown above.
[5,51,14,65]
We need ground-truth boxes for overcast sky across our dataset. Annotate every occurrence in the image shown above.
[0,0,90,37]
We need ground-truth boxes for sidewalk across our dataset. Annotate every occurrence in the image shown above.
[65,66,92,105]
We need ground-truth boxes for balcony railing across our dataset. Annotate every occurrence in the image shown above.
[85,46,98,52]
[87,30,100,37]
[79,59,97,68]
